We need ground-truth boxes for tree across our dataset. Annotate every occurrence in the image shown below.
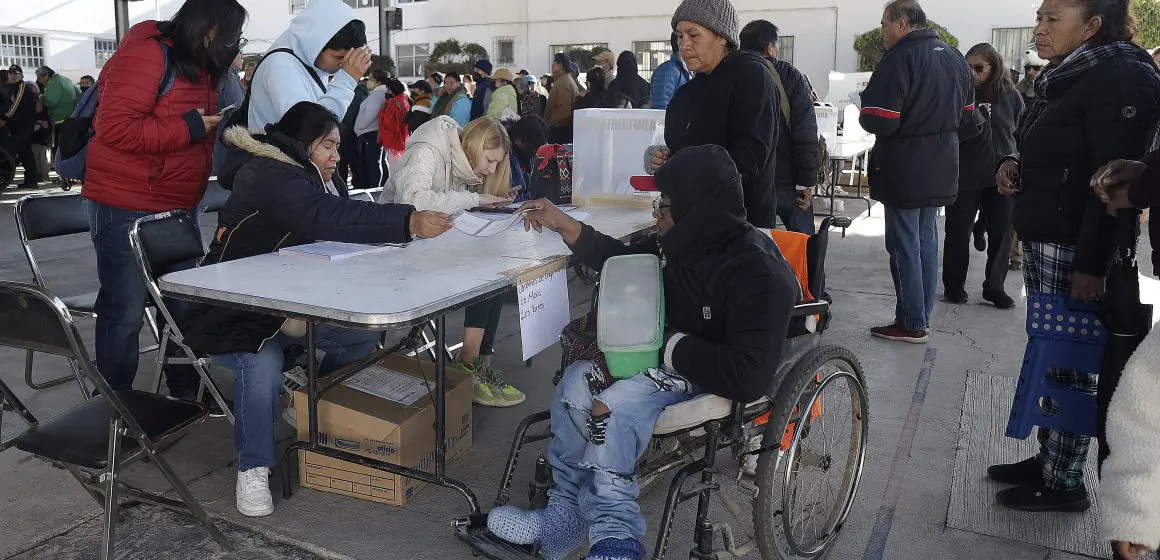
[854,22,960,72]
[566,47,612,73]
[426,39,490,77]
[1136,0,1160,49]
[371,54,396,76]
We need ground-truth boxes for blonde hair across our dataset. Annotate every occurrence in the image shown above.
[460,117,512,197]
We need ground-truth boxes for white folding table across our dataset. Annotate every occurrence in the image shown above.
[158,204,656,514]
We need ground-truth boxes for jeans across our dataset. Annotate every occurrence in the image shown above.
[883,205,939,331]
[214,325,379,470]
[775,189,815,235]
[463,296,504,356]
[942,187,1013,293]
[89,200,199,396]
[548,361,699,544]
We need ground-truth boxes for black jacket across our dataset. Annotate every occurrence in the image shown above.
[1,82,38,135]
[470,76,495,121]
[1012,51,1160,276]
[608,51,652,109]
[958,89,1023,191]
[570,145,799,403]
[859,29,976,208]
[768,58,819,189]
[665,50,780,228]
[180,126,415,355]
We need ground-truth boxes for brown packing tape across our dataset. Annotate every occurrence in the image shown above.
[499,256,572,284]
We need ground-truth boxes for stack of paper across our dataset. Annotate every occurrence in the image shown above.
[279,241,397,260]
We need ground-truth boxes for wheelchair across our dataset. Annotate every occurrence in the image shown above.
[455,217,869,560]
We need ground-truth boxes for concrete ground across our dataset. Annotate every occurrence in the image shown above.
[0,182,1153,560]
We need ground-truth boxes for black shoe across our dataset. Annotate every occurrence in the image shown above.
[996,483,1090,513]
[982,290,1016,309]
[944,289,968,304]
[987,457,1042,485]
[973,222,987,252]
[201,394,233,418]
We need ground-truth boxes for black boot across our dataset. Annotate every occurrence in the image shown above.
[996,483,1090,513]
[982,289,1016,309]
[944,288,968,304]
[987,456,1042,485]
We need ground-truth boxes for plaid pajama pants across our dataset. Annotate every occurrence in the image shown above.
[1021,242,1099,491]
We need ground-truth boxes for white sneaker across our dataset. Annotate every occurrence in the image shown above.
[742,435,763,477]
[236,467,274,517]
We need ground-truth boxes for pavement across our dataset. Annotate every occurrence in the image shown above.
[0,182,1154,560]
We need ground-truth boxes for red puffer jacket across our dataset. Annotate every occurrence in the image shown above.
[83,20,219,212]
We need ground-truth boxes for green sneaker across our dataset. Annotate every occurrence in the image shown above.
[457,360,505,407]
[484,366,526,407]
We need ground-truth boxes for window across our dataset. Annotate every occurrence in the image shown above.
[94,38,117,67]
[494,37,515,65]
[396,43,430,77]
[342,0,379,7]
[633,40,670,81]
[0,33,44,70]
[289,0,306,14]
[992,27,1035,74]
[549,43,609,72]
[779,36,795,66]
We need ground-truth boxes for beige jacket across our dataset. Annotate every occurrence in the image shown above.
[545,71,579,128]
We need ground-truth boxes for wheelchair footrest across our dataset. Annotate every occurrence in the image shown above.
[455,513,541,560]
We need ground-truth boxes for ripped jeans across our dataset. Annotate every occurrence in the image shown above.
[548,360,700,544]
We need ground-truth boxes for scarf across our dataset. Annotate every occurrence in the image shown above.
[1018,41,1153,146]
[432,86,467,118]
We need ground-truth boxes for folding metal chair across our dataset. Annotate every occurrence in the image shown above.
[15,192,160,391]
[129,211,234,424]
[0,281,230,559]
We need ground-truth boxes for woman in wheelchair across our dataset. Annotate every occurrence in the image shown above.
[490,145,800,560]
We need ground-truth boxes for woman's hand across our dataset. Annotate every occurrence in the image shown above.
[997,159,1021,196]
[521,199,583,244]
[1071,271,1106,301]
[197,109,223,134]
[1092,159,1146,203]
[1113,541,1153,560]
[645,145,670,175]
[409,210,452,239]
[478,193,512,207]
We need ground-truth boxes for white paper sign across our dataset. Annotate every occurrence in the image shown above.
[343,365,433,406]
[517,269,571,361]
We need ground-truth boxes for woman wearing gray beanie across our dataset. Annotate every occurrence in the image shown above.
[646,0,781,229]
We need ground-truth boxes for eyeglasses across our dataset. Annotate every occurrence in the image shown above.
[652,199,671,215]
[970,64,990,73]
[226,36,248,50]
[1024,65,1043,71]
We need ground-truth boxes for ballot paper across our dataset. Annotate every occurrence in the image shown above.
[342,365,433,406]
[279,241,397,260]
[453,209,530,237]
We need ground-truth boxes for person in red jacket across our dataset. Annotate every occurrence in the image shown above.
[377,77,411,183]
[82,0,248,397]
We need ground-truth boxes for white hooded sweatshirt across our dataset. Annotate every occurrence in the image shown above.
[248,0,361,130]
[378,115,482,213]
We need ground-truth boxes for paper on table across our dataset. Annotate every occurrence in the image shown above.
[279,241,397,260]
[453,209,530,237]
[342,364,433,406]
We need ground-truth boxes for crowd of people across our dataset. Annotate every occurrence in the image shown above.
[11,0,1160,557]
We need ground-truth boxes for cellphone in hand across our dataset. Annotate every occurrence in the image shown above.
[215,103,239,117]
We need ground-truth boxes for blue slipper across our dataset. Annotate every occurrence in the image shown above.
[488,503,587,560]
[585,537,646,560]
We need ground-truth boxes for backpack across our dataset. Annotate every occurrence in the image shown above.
[54,40,176,181]
[223,47,325,131]
[378,94,411,152]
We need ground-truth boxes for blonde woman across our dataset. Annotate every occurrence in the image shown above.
[379,115,524,407]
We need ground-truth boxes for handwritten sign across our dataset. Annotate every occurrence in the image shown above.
[517,269,571,361]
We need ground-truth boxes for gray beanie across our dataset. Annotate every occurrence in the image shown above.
[671,0,741,50]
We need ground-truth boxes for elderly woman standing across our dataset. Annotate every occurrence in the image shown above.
[646,0,779,228]
[988,0,1160,513]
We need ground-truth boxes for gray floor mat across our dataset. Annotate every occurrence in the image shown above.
[948,373,1109,559]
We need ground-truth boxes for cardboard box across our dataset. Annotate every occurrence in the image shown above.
[293,355,473,506]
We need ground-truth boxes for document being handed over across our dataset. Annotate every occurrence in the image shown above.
[452,209,532,237]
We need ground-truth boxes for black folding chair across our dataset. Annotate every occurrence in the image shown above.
[15,192,160,391]
[129,211,234,424]
[0,281,230,559]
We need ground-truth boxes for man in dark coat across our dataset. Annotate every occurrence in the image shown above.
[0,74,40,188]
[487,145,799,560]
[469,59,495,121]
[607,51,652,108]
[741,19,820,234]
[859,0,975,343]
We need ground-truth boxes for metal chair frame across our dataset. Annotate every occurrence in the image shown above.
[0,281,230,559]
[15,192,160,391]
[129,211,234,424]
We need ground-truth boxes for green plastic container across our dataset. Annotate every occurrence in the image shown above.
[597,254,665,379]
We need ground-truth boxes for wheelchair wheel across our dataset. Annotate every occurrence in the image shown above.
[0,147,14,189]
[753,345,868,560]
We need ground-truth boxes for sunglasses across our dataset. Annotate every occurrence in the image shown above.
[970,64,990,73]
[226,36,248,50]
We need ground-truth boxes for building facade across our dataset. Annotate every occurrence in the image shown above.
[4,0,1040,97]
